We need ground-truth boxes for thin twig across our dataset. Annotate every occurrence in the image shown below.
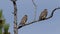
[18,7,60,29]
[32,0,37,21]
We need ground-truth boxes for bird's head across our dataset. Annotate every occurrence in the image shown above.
[25,15,27,17]
[44,9,47,10]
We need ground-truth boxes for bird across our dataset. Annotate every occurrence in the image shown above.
[19,15,28,26]
[39,9,48,21]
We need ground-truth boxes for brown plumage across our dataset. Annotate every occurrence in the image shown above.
[19,15,28,25]
[39,9,48,20]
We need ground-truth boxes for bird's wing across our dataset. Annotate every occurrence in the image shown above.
[20,16,27,25]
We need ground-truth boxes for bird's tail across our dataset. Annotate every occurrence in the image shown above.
[18,26,23,29]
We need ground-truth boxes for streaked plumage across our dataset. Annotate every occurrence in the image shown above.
[19,15,28,25]
[39,9,48,20]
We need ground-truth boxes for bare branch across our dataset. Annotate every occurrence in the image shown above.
[11,0,18,34]
[32,0,37,21]
[18,7,60,29]
[45,7,60,20]
[32,0,37,7]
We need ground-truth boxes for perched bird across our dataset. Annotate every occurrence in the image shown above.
[19,15,28,25]
[18,15,28,29]
[39,9,48,20]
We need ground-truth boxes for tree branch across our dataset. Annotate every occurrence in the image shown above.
[45,7,60,20]
[18,7,60,29]
[11,0,18,34]
[32,0,37,21]
[32,0,37,7]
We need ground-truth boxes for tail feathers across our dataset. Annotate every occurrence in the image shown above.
[18,26,23,29]
[38,18,45,21]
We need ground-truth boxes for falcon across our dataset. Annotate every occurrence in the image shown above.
[19,15,28,25]
[39,9,48,20]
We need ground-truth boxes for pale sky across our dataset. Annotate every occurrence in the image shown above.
[0,0,60,34]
